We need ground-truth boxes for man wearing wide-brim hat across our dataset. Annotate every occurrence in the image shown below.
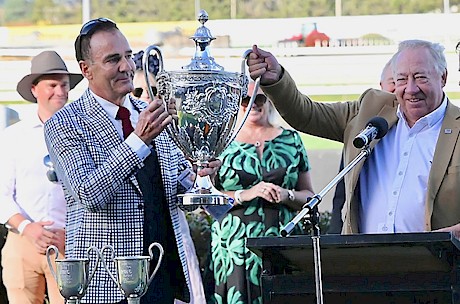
[0,50,82,304]
[17,50,83,103]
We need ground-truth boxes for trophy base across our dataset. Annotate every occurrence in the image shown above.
[178,193,231,212]
[127,298,141,304]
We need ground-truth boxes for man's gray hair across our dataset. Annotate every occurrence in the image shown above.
[393,39,446,76]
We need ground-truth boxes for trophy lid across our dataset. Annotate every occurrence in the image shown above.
[182,9,224,72]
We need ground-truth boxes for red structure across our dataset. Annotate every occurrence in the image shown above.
[278,22,330,47]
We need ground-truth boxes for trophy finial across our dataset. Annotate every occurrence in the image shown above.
[183,10,223,71]
[197,9,209,25]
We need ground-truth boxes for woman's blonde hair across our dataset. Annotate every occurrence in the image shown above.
[247,81,281,127]
[265,97,280,127]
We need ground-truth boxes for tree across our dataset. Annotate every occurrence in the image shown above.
[4,0,32,25]
[2,0,460,25]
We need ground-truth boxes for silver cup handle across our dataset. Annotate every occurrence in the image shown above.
[143,45,164,101]
[85,246,101,285]
[100,245,121,290]
[46,245,60,284]
[226,49,260,144]
[142,45,176,146]
[147,242,164,286]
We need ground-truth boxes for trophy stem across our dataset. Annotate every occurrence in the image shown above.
[66,299,80,304]
[178,173,231,211]
[127,298,141,304]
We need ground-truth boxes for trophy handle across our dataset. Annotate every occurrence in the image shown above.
[100,245,121,290]
[147,242,164,286]
[224,49,261,145]
[227,79,260,146]
[85,246,101,285]
[46,245,60,283]
[143,45,164,101]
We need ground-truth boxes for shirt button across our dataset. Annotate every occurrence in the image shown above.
[398,171,403,176]
[382,226,388,231]
[393,191,397,195]
[138,203,144,210]
[403,152,408,156]
[389,211,393,216]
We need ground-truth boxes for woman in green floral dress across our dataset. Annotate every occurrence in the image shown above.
[208,85,315,304]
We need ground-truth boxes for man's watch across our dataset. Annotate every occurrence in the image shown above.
[287,189,295,201]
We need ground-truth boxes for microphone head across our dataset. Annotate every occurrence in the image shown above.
[368,116,389,139]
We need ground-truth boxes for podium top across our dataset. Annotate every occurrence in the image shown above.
[247,232,460,276]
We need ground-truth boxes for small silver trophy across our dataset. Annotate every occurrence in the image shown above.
[101,242,164,304]
[143,9,259,211]
[46,245,101,304]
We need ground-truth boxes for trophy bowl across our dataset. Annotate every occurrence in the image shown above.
[101,243,164,304]
[143,9,259,211]
[46,245,100,304]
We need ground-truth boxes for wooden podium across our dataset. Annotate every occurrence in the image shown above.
[247,232,460,303]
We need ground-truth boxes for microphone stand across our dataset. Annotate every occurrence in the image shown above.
[280,145,372,304]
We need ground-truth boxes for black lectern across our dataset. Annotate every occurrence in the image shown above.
[247,232,460,304]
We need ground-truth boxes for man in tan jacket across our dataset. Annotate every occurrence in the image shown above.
[247,39,460,235]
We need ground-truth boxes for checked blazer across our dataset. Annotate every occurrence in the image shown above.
[44,89,191,303]
[263,69,460,235]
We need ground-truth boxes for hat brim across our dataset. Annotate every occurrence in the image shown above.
[16,70,84,103]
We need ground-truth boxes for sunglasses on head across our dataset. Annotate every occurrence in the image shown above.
[133,86,157,98]
[242,94,267,107]
[75,18,116,61]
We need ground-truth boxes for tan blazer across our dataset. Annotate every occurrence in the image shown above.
[263,69,460,234]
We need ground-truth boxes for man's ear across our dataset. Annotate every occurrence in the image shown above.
[79,60,92,80]
[441,68,447,87]
[31,84,38,99]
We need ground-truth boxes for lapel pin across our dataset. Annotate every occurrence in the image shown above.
[445,129,452,134]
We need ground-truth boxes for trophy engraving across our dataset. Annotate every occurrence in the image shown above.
[102,242,164,304]
[143,9,259,211]
[46,245,101,304]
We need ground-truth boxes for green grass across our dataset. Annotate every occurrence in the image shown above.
[299,133,343,150]
[1,101,29,105]
[308,94,361,102]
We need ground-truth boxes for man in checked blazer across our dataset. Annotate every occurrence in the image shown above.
[44,18,219,304]
[247,39,460,236]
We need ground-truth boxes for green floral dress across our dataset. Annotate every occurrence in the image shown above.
[209,128,311,304]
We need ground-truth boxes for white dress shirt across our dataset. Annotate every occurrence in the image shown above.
[0,113,66,228]
[359,96,447,233]
[92,91,151,160]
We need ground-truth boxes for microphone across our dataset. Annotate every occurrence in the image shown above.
[352,117,389,148]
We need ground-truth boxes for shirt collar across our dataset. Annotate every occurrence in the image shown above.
[396,94,447,128]
[90,90,133,118]
[26,111,45,129]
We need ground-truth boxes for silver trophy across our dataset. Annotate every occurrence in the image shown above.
[143,9,259,211]
[101,242,164,304]
[46,245,100,304]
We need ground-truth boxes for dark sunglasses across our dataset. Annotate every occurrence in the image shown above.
[133,86,157,98]
[75,18,116,61]
[242,94,267,107]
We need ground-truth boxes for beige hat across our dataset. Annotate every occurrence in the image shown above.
[16,50,83,103]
